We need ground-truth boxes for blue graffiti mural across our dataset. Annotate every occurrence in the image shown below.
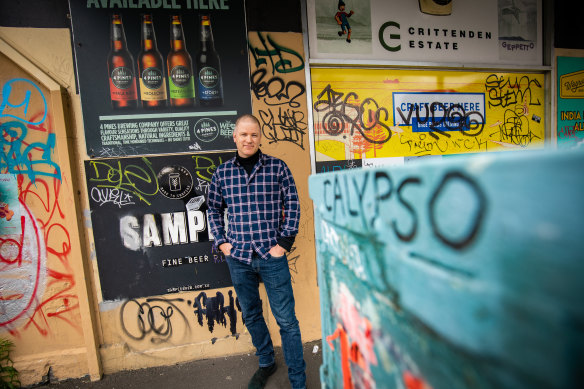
[0,78,60,182]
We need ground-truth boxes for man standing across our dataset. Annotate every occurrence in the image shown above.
[207,114,306,389]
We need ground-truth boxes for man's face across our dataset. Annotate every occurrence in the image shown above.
[339,5,345,11]
[233,118,261,158]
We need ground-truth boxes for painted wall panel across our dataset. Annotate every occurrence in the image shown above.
[0,48,90,383]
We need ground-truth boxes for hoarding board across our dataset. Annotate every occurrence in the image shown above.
[311,68,545,172]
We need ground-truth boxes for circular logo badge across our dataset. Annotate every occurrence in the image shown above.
[157,165,193,199]
[111,67,134,89]
[170,65,192,88]
[198,67,219,88]
[142,67,164,90]
[193,118,219,143]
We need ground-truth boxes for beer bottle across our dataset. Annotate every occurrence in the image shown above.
[167,15,196,107]
[138,14,168,108]
[107,13,138,109]
[196,14,223,107]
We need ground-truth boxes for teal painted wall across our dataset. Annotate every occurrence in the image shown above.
[309,150,584,389]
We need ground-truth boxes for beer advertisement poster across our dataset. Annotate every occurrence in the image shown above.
[69,1,251,158]
[84,152,233,301]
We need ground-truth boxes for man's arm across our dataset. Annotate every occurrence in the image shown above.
[207,170,230,255]
[269,162,300,257]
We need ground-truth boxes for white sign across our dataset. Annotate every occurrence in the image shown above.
[392,92,485,132]
[306,0,542,66]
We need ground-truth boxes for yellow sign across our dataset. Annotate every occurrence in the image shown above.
[559,70,584,99]
[311,68,545,163]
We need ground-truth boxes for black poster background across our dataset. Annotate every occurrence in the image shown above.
[69,1,251,158]
[85,152,234,301]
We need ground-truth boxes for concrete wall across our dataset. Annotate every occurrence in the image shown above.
[0,9,320,387]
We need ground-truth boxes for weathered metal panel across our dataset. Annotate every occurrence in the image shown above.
[309,150,584,389]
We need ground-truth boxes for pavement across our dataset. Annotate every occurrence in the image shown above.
[30,340,323,389]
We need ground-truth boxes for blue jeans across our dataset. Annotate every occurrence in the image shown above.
[226,252,306,389]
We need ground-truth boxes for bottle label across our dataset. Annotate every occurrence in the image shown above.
[140,67,167,101]
[197,66,221,100]
[110,66,137,101]
[169,65,195,98]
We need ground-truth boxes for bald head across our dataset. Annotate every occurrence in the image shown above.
[234,114,261,134]
[233,114,261,157]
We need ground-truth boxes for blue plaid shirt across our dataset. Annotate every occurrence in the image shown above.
[207,151,300,264]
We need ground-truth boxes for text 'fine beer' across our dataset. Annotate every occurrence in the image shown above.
[108,14,138,109]
[196,14,223,107]
[138,14,168,108]
[167,15,196,107]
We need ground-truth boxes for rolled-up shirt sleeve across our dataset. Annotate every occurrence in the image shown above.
[279,163,300,239]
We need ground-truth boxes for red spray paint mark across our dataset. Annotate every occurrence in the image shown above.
[18,175,82,337]
[327,324,354,389]
[403,370,433,389]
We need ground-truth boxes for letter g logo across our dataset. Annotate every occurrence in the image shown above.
[379,21,401,52]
